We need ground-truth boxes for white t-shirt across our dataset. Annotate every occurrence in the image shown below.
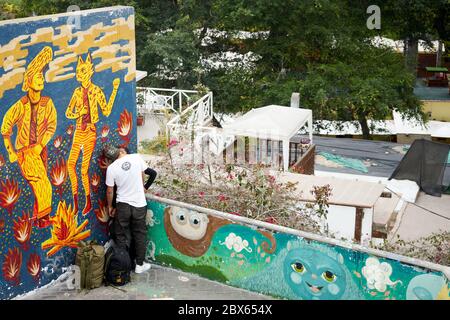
[105,154,148,207]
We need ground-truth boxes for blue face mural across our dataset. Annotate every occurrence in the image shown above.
[406,274,449,300]
[283,248,346,300]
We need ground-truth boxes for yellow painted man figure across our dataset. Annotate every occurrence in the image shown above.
[66,53,120,215]
[1,46,57,228]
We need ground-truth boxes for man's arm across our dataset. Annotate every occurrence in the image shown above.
[106,186,115,217]
[105,167,116,217]
[144,168,157,190]
[138,155,157,190]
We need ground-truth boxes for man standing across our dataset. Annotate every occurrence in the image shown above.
[105,146,153,274]
[1,46,57,228]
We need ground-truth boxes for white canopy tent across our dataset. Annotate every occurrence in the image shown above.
[222,105,313,171]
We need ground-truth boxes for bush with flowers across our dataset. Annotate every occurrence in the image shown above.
[145,134,327,233]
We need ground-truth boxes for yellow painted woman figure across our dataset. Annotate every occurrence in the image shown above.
[66,53,120,215]
[1,46,57,228]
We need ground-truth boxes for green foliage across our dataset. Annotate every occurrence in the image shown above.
[299,42,423,138]
[375,232,450,267]
[139,134,168,155]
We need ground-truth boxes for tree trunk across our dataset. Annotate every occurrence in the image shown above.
[436,40,443,67]
[404,38,419,77]
[358,116,372,140]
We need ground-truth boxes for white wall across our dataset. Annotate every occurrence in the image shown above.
[325,205,356,241]
[137,114,163,144]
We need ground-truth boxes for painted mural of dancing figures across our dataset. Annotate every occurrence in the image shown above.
[66,53,120,215]
[1,46,57,228]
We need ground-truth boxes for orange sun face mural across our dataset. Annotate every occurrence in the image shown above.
[0,6,137,299]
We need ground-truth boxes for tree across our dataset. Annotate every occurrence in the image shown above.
[299,41,422,139]
[3,0,427,140]
[0,0,19,20]
[380,0,446,74]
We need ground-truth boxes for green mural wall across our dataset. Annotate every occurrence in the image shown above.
[147,199,450,300]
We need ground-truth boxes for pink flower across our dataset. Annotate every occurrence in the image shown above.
[227,173,234,180]
[198,192,205,198]
[218,194,227,202]
[265,216,278,225]
[167,139,178,148]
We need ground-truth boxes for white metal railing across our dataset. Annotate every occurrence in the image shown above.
[193,126,235,156]
[166,92,214,138]
[136,87,198,115]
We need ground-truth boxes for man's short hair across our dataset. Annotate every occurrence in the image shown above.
[117,145,129,154]
[103,144,120,161]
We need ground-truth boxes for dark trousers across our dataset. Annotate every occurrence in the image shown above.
[114,202,147,265]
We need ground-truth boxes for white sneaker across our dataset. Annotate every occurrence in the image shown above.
[135,262,151,274]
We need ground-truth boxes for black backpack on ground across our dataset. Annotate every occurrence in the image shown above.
[104,241,132,286]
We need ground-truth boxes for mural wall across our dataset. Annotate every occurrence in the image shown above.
[147,200,450,300]
[0,7,137,299]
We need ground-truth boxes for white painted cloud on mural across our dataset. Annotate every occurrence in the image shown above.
[219,233,253,253]
[361,257,402,292]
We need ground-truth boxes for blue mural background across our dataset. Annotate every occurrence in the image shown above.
[0,7,137,299]
[147,200,449,300]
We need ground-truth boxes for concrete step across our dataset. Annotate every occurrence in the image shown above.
[373,192,403,235]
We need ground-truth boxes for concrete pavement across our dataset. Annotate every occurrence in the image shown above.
[17,264,274,300]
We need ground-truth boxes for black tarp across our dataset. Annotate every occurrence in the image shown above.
[389,139,450,197]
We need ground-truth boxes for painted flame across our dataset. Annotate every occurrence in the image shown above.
[27,253,41,279]
[41,201,91,257]
[117,109,132,137]
[0,178,21,213]
[98,155,111,170]
[101,125,110,138]
[50,158,67,187]
[91,173,100,187]
[66,124,74,135]
[53,136,62,148]
[94,199,109,224]
[13,212,32,248]
[2,247,22,284]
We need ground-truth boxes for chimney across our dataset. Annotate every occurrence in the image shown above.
[291,92,300,108]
